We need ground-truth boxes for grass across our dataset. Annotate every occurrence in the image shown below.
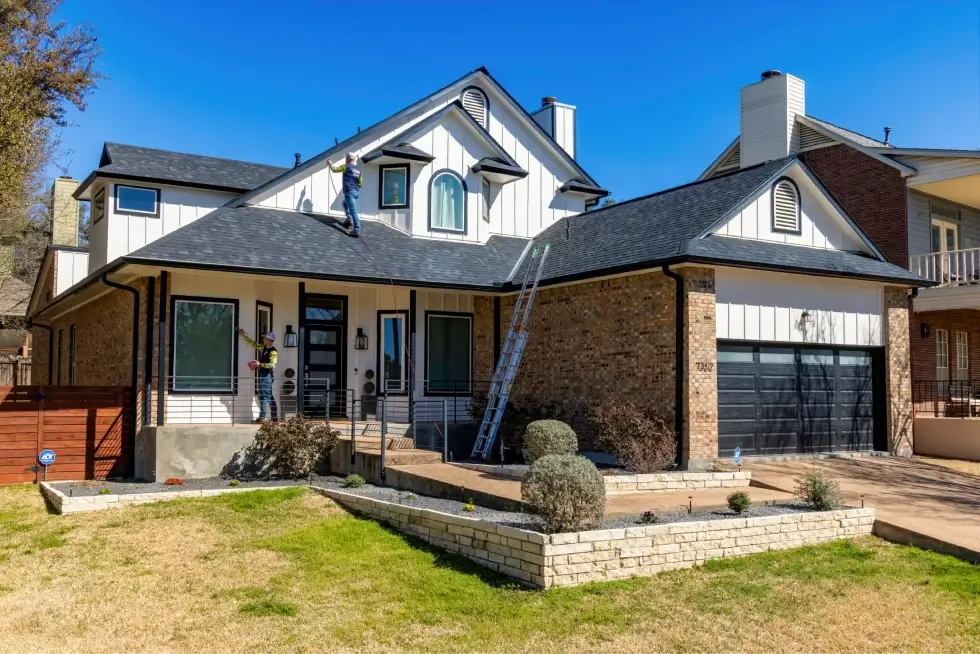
[0,485,978,653]
[914,455,980,477]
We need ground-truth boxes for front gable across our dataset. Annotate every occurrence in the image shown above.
[710,162,877,255]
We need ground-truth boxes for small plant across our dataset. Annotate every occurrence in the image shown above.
[727,491,752,514]
[522,420,578,463]
[795,469,842,510]
[229,479,241,487]
[640,510,657,524]
[164,478,184,486]
[521,454,606,533]
[254,415,339,478]
[462,498,476,513]
[98,487,111,496]
[401,493,417,501]
[343,473,365,488]
[590,400,676,473]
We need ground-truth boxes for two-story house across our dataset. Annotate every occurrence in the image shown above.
[27,67,924,481]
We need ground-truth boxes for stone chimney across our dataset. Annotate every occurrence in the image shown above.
[50,176,80,247]
[739,70,805,168]
[532,96,577,159]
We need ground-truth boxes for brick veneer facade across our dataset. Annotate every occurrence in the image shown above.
[884,286,913,455]
[681,267,718,465]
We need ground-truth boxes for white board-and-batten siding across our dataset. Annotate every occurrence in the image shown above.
[715,268,884,347]
[252,80,584,243]
[54,250,89,295]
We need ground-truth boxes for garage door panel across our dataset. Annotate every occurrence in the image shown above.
[718,343,878,457]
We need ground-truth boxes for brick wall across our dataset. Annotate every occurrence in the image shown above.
[884,286,913,456]
[802,144,909,265]
[682,267,717,465]
[909,310,980,382]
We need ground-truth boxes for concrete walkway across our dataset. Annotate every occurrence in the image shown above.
[745,457,980,560]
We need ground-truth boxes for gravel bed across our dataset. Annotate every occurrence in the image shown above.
[52,475,335,497]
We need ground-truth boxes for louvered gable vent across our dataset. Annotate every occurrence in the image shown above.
[772,179,800,232]
[799,123,834,150]
[461,87,488,127]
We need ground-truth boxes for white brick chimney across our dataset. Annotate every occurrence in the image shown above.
[739,70,805,168]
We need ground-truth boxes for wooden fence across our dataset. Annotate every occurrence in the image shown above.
[0,357,31,386]
[0,386,132,485]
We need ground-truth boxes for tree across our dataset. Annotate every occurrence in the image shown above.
[0,0,102,280]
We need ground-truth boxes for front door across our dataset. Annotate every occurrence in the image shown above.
[303,324,344,418]
[931,217,959,282]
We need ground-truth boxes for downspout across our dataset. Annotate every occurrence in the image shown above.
[101,273,140,472]
[662,265,684,467]
[30,321,54,385]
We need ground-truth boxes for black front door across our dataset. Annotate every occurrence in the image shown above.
[303,324,344,418]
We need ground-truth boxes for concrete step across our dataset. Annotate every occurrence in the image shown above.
[330,420,411,437]
[356,447,444,466]
[355,435,416,451]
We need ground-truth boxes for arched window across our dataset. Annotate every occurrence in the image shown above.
[771,177,801,233]
[429,170,466,233]
[460,86,489,128]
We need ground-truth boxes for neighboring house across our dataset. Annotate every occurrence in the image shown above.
[699,70,980,408]
[0,277,31,356]
[26,66,923,480]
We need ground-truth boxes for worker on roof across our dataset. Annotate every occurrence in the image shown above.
[326,152,364,237]
[238,328,278,423]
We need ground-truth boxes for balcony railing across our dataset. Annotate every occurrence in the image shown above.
[910,248,980,287]
[913,380,980,417]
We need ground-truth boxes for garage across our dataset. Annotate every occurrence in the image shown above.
[716,342,884,457]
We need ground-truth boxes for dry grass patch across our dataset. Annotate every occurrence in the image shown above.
[0,484,978,653]
[914,455,980,477]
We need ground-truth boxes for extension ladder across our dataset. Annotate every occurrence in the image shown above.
[471,243,551,460]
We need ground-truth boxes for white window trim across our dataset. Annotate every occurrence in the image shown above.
[937,329,949,396]
[171,298,237,393]
[379,311,408,394]
[425,312,473,395]
[115,183,161,217]
[481,177,492,222]
[428,171,467,234]
[770,177,801,234]
[956,331,969,380]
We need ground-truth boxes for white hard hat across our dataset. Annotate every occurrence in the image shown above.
[346,152,357,161]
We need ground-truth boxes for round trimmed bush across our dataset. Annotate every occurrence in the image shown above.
[727,490,751,514]
[522,420,578,463]
[521,454,605,533]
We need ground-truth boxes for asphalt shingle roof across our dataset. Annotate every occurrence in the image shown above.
[804,116,892,149]
[125,206,529,289]
[93,143,289,192]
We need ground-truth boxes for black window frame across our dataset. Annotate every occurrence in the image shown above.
[92,186,106,224]
[428,169,468,234]
[168,294,240,395]
[770,176,802,235]
[481,177,492,222]
[56,328,63,385]
[114,183,161,218]
[376,309,409,396]
[423,310,473,396]
[68,324,77,386]
[378,164,410,210]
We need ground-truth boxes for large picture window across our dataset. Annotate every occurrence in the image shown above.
[378,311,408,394]
[171,297,238,392]
[115,184,160,217]
[426,313,472,394]
[379,165,409,209]
[429,170,466,233]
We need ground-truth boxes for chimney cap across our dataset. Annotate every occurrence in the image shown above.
[760,69,783,80]
[541,96,557,106]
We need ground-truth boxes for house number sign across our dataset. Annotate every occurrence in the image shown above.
[695,361,714,372]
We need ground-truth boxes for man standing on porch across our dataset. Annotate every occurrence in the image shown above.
[238,328,278,423]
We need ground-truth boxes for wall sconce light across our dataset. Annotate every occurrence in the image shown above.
[355,327,369,350]
[921,323,931,338]
[800,310,812,325]
[284,325,298,348]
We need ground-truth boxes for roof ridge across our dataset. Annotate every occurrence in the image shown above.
[803,115,891,148]
[104,142,289,170]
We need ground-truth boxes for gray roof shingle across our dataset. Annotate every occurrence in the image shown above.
[79,143,289,195]
[124,206,528,289]
[804,116,892,148]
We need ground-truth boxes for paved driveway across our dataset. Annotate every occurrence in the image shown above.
[745,456,980,558]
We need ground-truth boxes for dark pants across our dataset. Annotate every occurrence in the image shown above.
[259,374,278,420]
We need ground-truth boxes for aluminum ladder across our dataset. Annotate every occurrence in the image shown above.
[471,243,550,460]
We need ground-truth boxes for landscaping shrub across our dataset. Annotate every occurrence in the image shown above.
[229,479,241,487]
[164,478,184,486]
[589,400,676,473]
[343,473,365,488]
[469,393,569,460]
[522,420,578,463]
[254,415,339,478]
[727,491,751,514]
[794,469,842,511]
[521,454,605,533]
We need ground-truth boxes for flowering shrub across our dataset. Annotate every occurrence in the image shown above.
[164,478,184,486]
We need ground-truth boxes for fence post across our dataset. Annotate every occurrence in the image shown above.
[380,396,387,485]
[442,398,448,463]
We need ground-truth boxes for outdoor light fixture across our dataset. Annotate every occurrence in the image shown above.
[921,323,932,338]
[284,325,298,348]
[800,310,812,325]
[355,328,369,350]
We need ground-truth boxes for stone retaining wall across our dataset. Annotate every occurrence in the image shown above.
[316,487,875,588]
[41,482,292,514]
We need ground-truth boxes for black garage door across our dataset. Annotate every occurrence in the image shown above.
[717,343,883,457]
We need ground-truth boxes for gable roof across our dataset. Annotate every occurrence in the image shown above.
[228,67,603,208]
[123,206,528,290]
[521,157,927,287]
[74,143,289,198]
[804,116,892,148]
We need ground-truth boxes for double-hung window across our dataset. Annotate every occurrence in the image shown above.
[426,313,472,394]
[956,331,969,381]
[171,297,238,392]
[379,311,408,394]
[115,184,160,217]
[379,165,409,209]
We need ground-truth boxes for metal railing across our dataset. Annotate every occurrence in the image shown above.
[913,379,980,417]
[910,248,980,287]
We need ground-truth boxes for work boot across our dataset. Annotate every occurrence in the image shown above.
[343,219,353,229]
[349,229,360,238]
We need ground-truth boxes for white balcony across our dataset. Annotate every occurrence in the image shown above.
[910,248,980,311]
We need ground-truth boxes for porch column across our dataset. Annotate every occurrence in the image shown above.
[409,290,417,431]
[884,286,913,456]
[681,267,718,470]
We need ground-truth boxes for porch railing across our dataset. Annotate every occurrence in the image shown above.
[910,248,980,287]
[913,379,980,417]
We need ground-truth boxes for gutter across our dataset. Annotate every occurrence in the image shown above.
[28,321,54,385]
[661,265,685,467]
[100,273,141,472]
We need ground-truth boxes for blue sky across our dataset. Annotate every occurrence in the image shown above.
[55,0,979,202]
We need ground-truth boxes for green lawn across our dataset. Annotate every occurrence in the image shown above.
[0,485,978,653]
